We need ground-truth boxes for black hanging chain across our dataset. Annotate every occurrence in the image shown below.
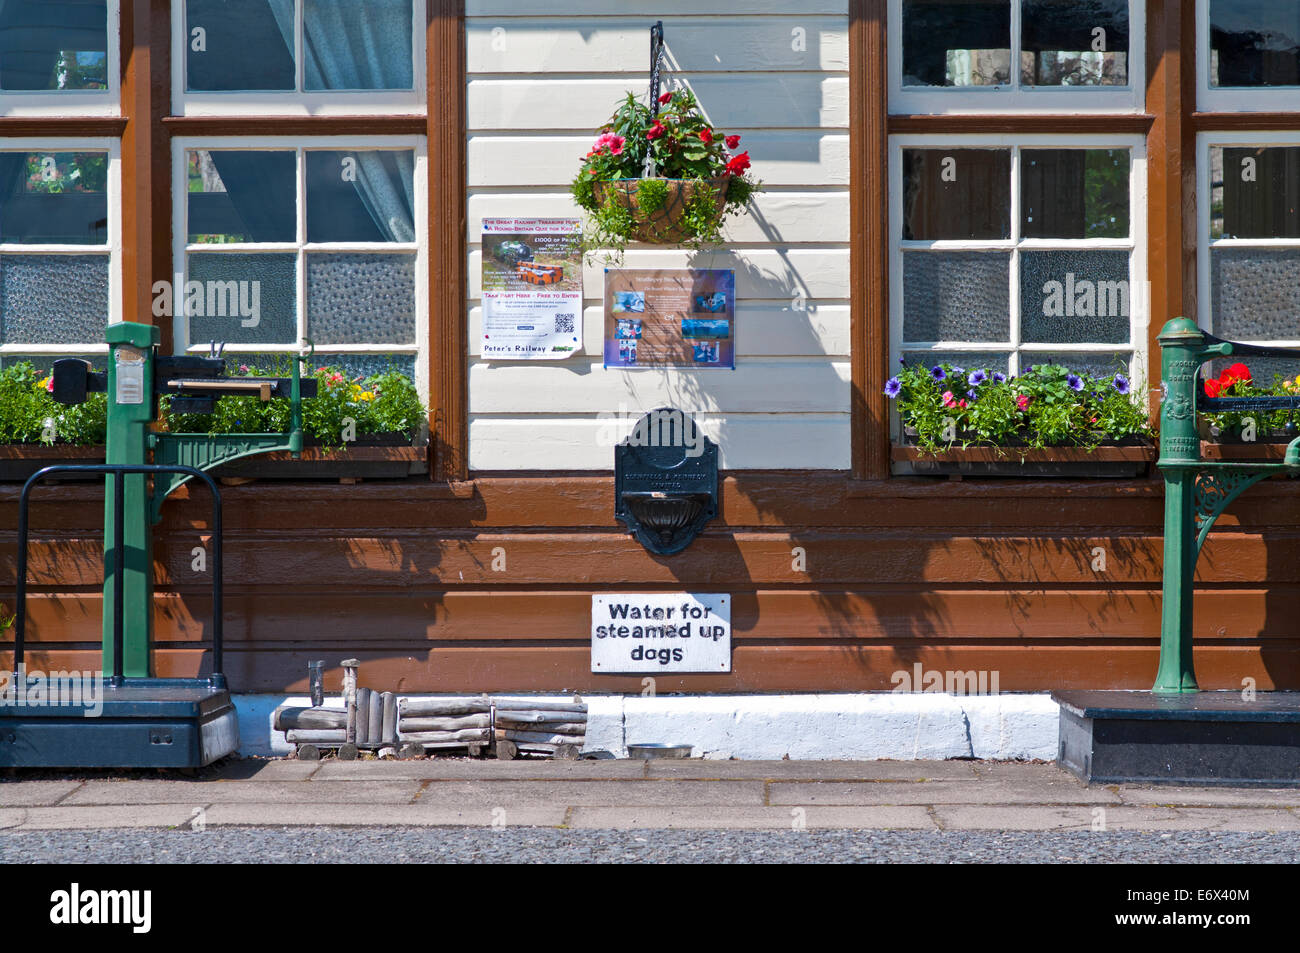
[644,21,665,178]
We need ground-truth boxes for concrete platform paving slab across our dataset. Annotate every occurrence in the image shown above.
[0,804,201,831]
[769,777,1122,806]
[643,759,982,781]
[312,759,647,781]
[566,805,938,830]
[412,779,767,808]
[0,780,83,807]
[63,779,424,806]
[1118,786,1300,808]
[200,803,570,828]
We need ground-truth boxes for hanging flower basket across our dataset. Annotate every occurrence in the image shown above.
[572,89,759,256]
[591,174,731,245]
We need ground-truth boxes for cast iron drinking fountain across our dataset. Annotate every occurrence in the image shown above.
[615,408,718,555]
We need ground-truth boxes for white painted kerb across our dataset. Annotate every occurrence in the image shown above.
[236,693,1059,762]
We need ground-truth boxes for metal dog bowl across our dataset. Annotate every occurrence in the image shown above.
[627,743,694,760]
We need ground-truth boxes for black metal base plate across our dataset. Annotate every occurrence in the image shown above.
[1053,690,1300,787]
[0,678,239,768]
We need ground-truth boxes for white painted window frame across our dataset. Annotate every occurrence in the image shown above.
[0,0,120,118]
[0,138,121,360]
[889,0,1145,114]
[171,0,426,117]
[889,132,1148,382]
[170,135,428,402]
[1196,131,1300,348]
[1196,0,1300,112]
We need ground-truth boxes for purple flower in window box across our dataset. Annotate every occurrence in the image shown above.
[884,377,903,398]
[1112,374,1131,395]
[1067,373,1084,392]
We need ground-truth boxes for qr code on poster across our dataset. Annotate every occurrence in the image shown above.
[554,313,575,334]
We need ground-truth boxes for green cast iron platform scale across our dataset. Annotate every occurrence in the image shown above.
[1,321,317,768]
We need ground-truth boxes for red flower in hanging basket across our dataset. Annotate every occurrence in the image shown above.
[699,128,714,144]
[658,91,673,104]
[1204,378,1221,398]
[725,135,741,149]
[725,151,751,175]
[646,121,666,140]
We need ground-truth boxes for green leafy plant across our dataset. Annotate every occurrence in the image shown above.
[0,362,107,446]
[162,362,426,448]
[886,360,1151,454]
[571,88,760,258]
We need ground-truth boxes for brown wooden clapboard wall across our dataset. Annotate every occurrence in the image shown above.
[3,1,1300,694]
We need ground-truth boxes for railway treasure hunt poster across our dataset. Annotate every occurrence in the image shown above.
[481,218,583,360]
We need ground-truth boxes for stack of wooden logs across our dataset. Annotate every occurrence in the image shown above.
[491,697,588,760]
[276,689,400,759]
[396,695,493,756]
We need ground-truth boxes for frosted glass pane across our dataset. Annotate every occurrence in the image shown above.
[303,0,414,91]
[185,0,294,91]
[1025,352,1133,379]
[901,352,1010,374]
[0,0,108,90]
[187,253,297,345]
[1210,248,1300,340]
[1021,0,1129,86]
[0,152,109,245]
[0,255,108,344]
[902,0,1011,86]
[1020,250,1131,344]
[306,253,415,345]
[902,252,1010,342]
[221,352,416,381]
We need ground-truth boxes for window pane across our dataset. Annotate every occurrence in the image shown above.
[1020,250,1131,344]
[1023,352,1132,378]
[1212,146,1300,239]
[1210,248,1300,340]
[187,150,296,244]
[1210,0,1300,87]
[902,252,1010,342]
[902,0,1011,87]
[901,352,1011,374]
[307,253,416,344]
[187,252,297,344]
[902,148,1011,240]
[1021,149,1129,239]
[1021,0,1129,86]
[185,0,295,92]
[0,152,108,245]
[303,0,414,91]
[0,255,108,344]
[0,0,107,91]
[306,150,415,243]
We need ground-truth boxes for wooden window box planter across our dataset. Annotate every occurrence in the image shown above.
[891,438,1156,479]
[209,434,427,481]
[0,445,107,482]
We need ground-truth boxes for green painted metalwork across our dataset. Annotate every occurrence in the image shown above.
[97,321,309,677]
[1155,319,1300,693]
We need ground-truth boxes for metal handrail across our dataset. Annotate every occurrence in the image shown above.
[12,465,224,687]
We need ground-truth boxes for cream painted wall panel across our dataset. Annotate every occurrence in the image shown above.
[469,132,848,187]
[470,360,851,414]
[468,2,847,16]
[467,18,849,74]
[469,303,851,359]
[468,76,849,130]
[468,414,851,471]
[469,248,849,302]
[467,190,851,245]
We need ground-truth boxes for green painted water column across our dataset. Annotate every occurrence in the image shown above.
[103,321,160,678]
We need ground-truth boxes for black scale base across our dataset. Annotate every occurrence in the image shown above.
[0,678,239,769]
[1053,690,1300,787]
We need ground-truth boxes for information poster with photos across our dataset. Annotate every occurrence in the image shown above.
[603,269,735,369]
[481,218,583,360]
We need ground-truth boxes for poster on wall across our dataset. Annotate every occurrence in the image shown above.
[603,269,735,369]
[481,218,583,360]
